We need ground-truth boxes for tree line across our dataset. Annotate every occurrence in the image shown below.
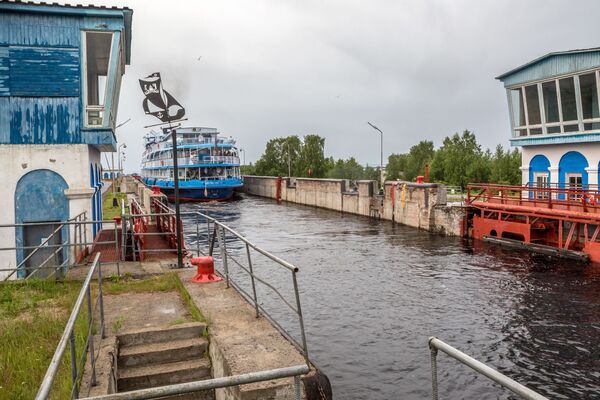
[244,130,521,187]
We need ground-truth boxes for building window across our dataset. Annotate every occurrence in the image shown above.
[542,80,560,133]
[567,173,583,201]
[84,31,114,127]
[534,173,549,199]
[508,69,600,137]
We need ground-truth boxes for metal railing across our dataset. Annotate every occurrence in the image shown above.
[128,197,310,364]
[467,182,600,214]
[428,337,548,400]
[0,214,120,281]
[79,364,309,400]
[36,253,105,400]
[200,210,310,365]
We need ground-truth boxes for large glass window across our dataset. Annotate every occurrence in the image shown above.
[509,70,600,137]
[559,77,578,122]
[542,81,560,123]
[524,84,541,125]
[510,89,526,127]
[580,72,599,122]
[84,32,113,127]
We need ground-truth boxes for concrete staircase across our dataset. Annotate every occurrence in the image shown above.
[116,322,213,398]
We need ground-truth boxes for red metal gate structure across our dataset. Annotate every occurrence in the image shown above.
[466,183,600,263]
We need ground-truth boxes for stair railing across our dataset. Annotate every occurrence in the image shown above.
[428,337,548,400]
[35,253,105,400]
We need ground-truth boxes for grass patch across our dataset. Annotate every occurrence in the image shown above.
[0,273,206,398]
[174,276,206,323]
[0,279,89,399]
[102,191,128,221]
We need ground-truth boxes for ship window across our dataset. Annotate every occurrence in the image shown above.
[83,31,114,127]
[580,72,599,121]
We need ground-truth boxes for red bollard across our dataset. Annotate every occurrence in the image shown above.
[152,185,161,195]
[191,256,222,283]
[416,175,424,184]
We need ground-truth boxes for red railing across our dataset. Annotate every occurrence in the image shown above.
[130,199,149,260]
[466,183,600,215]
[152,198,183,249]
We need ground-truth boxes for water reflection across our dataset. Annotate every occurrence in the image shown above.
[180,195,600,400]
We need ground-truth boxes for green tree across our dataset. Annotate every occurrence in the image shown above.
[489,145,521,184]
[327,157,366,180]
[298,134,327,177]
[254,135,302,176]
[404,140,435,181]
[386,153,408,180]
[240,163,256,176]
[429,130,488,187]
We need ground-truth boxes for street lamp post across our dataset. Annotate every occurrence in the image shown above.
[239,148,245,165]
[118,143,127,176]
[111,119,130,205]
[367,122,384,187]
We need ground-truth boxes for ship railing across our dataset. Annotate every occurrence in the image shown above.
[194,155,240,165]
[35,253,105,400]
[144,156,240,168]
[0,213,120,281]
[428,337,548,400]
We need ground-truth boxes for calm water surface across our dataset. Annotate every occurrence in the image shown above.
[181,195,600,400]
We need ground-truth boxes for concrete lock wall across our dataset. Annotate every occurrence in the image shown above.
[243,176,466,236]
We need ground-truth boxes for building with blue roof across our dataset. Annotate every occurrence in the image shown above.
[0,0,132,278]
[497,48,600,190]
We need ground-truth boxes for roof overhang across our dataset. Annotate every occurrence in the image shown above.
[0,0,133,64]
[496,47,600,86]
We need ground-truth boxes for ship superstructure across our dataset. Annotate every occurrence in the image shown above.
[141,127,242,201]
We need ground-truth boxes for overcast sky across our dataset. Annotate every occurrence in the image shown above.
[89,0,600,172]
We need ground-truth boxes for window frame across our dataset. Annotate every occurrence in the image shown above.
[507,68,600,138]
[82,30,115,129]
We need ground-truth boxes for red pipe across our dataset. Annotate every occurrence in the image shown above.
[425,164,429,183]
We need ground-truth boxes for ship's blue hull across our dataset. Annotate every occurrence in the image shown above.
[143,178,242,202]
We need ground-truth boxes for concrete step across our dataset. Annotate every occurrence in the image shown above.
[154,391,215,400]
[118,358,211,392]
[118,337,208,368]
[118,322,207,347]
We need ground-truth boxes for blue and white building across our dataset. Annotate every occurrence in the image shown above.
[497,48,600,190]
[0,1,132,278]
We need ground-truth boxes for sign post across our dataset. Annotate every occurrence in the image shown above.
[139,72,186,268]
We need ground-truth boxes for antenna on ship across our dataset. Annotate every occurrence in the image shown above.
[139,72,187,269]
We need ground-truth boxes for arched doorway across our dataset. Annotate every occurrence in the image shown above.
[15,170,69,277]
[529,154,551,185]
[558,151,588,200]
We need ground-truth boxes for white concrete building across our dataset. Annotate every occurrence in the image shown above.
[497,48,600,191]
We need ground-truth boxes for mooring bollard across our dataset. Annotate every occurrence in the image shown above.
[191,256,222,283]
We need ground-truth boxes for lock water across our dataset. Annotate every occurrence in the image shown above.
[182,195,600,400]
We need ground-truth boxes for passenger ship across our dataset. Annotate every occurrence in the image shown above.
[141,127,243,201]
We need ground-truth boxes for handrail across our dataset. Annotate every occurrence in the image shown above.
[0,219,119,280]
[2,223,65,281]
[79,364,309,400]
[428,337,548,400]
[36,253,105,400]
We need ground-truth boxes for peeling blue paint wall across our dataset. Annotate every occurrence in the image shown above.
[0,8,127,149]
